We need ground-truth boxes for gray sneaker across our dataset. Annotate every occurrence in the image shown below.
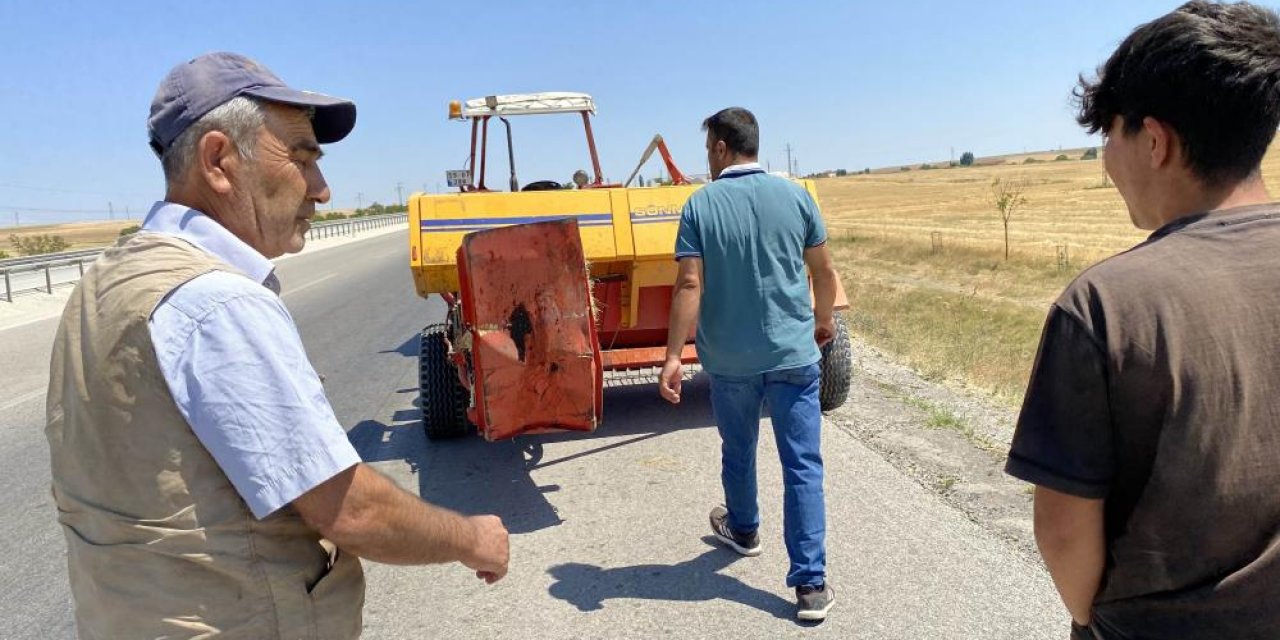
[796,583,835,621]
[709,505,761,556]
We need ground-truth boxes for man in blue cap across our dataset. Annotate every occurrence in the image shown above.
[45,52,509,638]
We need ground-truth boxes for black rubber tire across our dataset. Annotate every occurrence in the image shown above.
[819,316,853,411]
[420,327,472,440]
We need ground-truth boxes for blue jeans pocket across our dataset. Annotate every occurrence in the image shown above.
[772,363,820,387]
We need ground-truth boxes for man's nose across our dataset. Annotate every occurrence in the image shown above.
[309,165,330,204]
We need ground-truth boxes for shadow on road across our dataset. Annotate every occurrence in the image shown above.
[424,379,718,534]
[379,335,419,358]
[349,333,723,535]
[546,537,797,621]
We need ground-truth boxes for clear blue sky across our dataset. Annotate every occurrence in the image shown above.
[0,0,1190,225]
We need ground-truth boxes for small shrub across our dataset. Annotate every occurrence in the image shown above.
[119,224,141,237]
[9,233,70,256]
[1081,147,1099,160]
[921,163,935,170]
[900,166,911,172]
[1023,157,1043,164]
[0,250,8,259]
[1055,154,1070,162]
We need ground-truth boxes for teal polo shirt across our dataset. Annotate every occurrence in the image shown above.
[675,166,828,377]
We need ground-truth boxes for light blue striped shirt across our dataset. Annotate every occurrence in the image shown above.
[144,202,361,519]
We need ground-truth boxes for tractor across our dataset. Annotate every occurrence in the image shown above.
[407,92,852,441]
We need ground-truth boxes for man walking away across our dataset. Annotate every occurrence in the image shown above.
[659,107,841,621]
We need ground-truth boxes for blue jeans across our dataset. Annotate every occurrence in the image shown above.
[709,362,826,588]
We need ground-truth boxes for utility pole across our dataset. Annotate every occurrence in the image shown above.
[785,144,793,177]
[108,201,114,220]
[396,182,404,206]
[13,212,19,227]
[356,192,363,212]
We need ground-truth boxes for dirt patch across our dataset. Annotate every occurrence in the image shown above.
[825,335,1041,564]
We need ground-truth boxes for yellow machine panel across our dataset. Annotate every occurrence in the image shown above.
[408,180,823,298]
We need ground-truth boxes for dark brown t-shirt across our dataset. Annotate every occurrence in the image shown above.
[1007,203,1280,639]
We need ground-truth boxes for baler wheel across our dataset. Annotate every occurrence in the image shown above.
[819,316,853,411]
[420,326,473,440]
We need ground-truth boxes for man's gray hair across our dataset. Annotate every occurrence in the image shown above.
[161,96,265,185]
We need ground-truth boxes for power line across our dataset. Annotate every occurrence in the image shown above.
[0,204,124,214]
[0,182,151,199]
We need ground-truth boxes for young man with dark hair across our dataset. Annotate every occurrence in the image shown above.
[1005,2,1280,638]
[660,107,841,621]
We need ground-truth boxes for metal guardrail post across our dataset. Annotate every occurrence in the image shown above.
[45,263,53,294]
[77,259,84,277]
[3,270,10,303]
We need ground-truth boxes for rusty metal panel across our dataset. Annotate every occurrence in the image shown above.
[457,219,602,441]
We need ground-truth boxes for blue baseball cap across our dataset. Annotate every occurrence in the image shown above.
[147,52,356,158]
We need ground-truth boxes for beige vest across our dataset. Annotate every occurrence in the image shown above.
[46,233,364,639]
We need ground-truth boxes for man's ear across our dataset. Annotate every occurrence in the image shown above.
[1143,116,1177,171]
[197,131,239,195]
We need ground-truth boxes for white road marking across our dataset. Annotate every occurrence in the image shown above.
[283,274,337,298]
[0,388,45,412]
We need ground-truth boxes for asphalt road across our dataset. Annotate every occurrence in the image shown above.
[0,230,1068,639]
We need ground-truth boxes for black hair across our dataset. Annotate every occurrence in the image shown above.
[1076,1,1280,186]
[702,107,759,157]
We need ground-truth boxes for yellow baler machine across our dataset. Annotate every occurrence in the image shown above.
[408,92,851,442]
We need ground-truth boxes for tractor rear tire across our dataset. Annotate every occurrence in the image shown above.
[819,316,853,412]
[420,326,472,440]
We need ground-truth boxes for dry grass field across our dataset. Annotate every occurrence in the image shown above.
[817,143,1280,404]
[0,220,138,254]
[0,207,363,255]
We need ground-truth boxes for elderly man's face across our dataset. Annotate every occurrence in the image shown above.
[233,103,330,257]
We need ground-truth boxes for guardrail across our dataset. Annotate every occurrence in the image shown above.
[305,212,407,241]
[2,213,408,303]
[0,248,104,270]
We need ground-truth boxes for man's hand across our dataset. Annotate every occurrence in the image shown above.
[659,357,683,404]
[462,514,509,584]
[814,315,837,348]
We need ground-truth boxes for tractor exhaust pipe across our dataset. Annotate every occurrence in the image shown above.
[500,117,518,192]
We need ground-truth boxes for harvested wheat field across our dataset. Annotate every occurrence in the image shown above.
[817,143,1280,404]
[0,220,138,253]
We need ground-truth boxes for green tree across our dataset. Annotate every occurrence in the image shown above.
[1082,147,1099,160]
[959,151,975,167]
[990,178,1029,261]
